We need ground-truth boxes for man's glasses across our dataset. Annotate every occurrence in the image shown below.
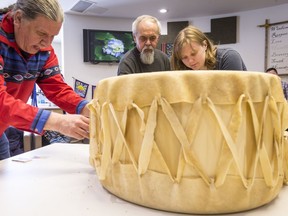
[138,35,159,43]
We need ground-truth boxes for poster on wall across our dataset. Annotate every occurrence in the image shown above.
[268,22,288,75]
[74,79,89,98]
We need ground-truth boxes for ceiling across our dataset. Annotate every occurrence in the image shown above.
[1,0,288,20]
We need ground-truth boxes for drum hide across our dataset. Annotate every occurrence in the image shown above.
[89,70,288,214]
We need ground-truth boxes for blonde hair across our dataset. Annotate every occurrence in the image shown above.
[10,0,63,22]
[132,15,161,35]
[171,25,217,70]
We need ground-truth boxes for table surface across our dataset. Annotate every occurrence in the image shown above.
[1,143,288,216]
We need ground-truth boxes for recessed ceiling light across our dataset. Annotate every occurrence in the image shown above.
[159,8,167,13]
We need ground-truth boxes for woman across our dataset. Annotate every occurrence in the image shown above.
[171,25,247,71]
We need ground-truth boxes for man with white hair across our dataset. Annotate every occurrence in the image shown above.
[117,15,171,75]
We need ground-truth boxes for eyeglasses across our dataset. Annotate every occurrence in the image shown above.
[138,35,159,43]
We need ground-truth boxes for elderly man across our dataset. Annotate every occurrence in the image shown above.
[117,15,171,75]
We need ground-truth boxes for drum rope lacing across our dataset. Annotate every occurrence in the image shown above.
[90,93,287,189]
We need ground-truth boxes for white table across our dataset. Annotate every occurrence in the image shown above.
[1,143,288,216]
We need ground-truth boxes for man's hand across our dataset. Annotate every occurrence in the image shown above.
[44,112,90,140]
[80,103,90,117]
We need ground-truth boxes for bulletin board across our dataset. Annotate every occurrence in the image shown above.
[258,19,288,82]
[268,22,288,75]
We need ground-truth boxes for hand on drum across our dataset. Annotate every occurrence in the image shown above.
[44,112,90,140]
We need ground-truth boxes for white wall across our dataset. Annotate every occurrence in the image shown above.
[61,4,288,100]
[52,41,62,69]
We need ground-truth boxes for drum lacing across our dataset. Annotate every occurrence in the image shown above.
[92,92,286,189]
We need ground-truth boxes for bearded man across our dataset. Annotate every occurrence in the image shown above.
[117,15,171,75]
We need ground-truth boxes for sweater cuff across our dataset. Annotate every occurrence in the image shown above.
[32,109,51,134]
[76,100,89,114]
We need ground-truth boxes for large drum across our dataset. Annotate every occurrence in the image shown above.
[88,71,288,214]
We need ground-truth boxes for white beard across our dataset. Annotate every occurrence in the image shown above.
[140,46,154,65]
